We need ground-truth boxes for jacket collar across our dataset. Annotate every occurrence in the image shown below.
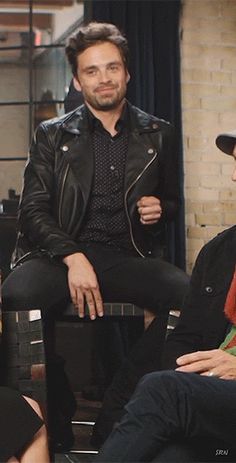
[60,100,161,136]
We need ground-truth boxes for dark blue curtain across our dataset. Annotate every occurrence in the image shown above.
[85,0,185,270]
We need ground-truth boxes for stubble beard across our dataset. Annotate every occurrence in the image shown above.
[86,86,126,112]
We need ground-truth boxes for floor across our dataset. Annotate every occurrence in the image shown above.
[54,392,101,463]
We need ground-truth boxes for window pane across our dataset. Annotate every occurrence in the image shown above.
[33,46,67,103]
[0,160,25,201]
[0,49,29,102]
[33,101,62,129]
[0,105,29,158]
[32,1,84,46]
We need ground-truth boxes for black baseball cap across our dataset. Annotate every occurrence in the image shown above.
[215,131,236,156]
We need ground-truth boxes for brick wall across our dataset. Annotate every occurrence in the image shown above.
[181,0,236,272]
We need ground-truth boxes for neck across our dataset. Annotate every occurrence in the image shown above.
[86,100,125,136]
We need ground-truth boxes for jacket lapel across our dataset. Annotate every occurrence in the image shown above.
[125,129,157,192]
[60,106,94,206]
[64,134,94,207]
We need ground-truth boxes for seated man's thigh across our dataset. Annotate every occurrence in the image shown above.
[100,255,189,312]
[2,256,69,310]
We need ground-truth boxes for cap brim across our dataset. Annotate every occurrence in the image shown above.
[215,131,236,155]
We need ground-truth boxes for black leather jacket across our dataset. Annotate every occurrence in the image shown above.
[13,101,179,265]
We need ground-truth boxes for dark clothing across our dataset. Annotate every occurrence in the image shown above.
[12,101,179,264]
[91,225,236,447]
[78,109,131,250]
[64,81,83,114]
[95,226,236,462]
[2,101,188,450]
[3,245,188,451]
[96,371,236,463]
[0,387,43,462]
[3,243,187,314]
[162,225,236,370]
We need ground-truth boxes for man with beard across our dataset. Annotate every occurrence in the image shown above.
[2,22,189,449]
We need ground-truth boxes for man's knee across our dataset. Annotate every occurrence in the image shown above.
[136,370,193,403]
[136,370,179,399]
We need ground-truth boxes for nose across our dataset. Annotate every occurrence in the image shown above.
[99,68,111,82]
[232,166,236,182]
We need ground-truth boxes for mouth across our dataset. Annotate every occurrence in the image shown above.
[96,86,116,93]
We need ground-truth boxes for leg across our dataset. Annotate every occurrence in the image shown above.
[2,256,70,310]
[91,315,170,447]
[90,249,189,446]
[7,397,49,463]
[0,387,48,463]
[96,371,236,462]
[2,257,76,451]
[18,397,49,463]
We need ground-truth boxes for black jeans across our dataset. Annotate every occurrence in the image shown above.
[2,243,189,445]
[2,243,188,314]
[96,371,236,462]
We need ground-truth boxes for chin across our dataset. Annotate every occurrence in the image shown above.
[98,103,118,111]
[97,98,123,111]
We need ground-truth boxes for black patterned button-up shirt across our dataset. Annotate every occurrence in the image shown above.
[78,105,133,250]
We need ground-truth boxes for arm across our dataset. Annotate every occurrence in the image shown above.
[136,124,179,226]
[162,251,205,370]
[162,232,232,370]
[19,123,103,318]
[157,122,180,222]
[19,122,81,257]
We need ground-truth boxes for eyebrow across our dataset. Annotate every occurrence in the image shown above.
[82,61,122,72]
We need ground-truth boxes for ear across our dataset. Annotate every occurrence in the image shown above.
[73,76,82,92]
[126,71,130,84]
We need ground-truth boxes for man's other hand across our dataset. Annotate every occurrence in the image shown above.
[176,349,236,380]
[63,252,103,320]
[137,196,162,225]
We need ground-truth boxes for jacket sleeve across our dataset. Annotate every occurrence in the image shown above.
[18,122,82,258]
[157,122,181,222]
[162,235,232,370]
[161,246,207,370]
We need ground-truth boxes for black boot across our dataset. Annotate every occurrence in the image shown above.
[47,355,77,452]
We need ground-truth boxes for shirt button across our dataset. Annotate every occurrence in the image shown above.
[205,286,213,293]
[148,148,154,154]
[152,123,159,129]
[110,165,115,171]
[62,145,69,152]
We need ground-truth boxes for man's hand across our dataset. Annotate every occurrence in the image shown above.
[63,252,103,320]
[137,196,162,225]
[176,349,236,380]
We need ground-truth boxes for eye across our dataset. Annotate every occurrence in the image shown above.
[86,69,97,76]
[109,64,119,71]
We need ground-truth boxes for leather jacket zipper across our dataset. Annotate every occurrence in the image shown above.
[124,151,158,257]
[59,163,69,228]
[13,249,49,268]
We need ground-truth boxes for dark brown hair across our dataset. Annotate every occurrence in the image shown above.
[65,22,129,76]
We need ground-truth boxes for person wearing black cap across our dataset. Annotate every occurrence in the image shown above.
[216,131,236,156]
[95,132,236,462]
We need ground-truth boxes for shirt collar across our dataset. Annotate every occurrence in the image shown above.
[85,101,129,134]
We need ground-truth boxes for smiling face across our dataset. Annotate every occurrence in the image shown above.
[74,41,130,112]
